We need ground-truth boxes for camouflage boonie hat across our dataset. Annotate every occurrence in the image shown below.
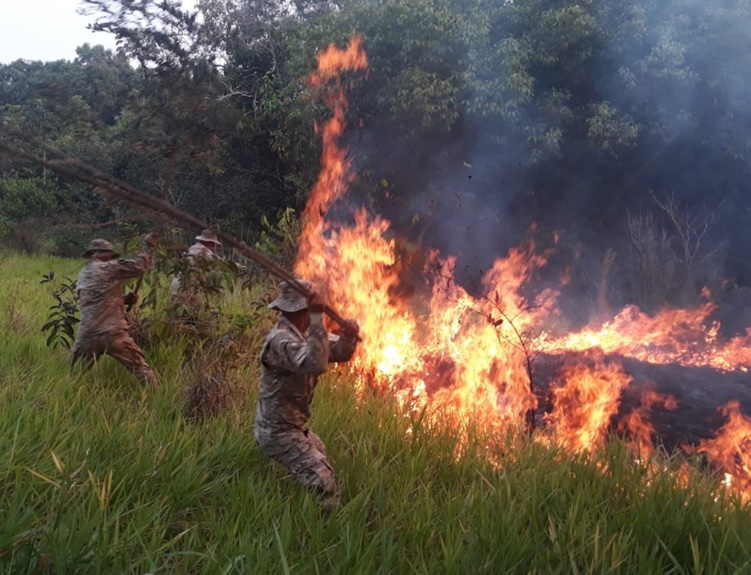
[268,279,312,313]
[196,229,221,245]
[82,239,119,258]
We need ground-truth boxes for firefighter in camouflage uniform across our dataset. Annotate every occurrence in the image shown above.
[255,279,360,509]
[170,229,222,298]
[70,233,160,387]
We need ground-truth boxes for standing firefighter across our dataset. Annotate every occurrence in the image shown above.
[255,280,360,510]
[170,229,222,298]
[70,234,160,388]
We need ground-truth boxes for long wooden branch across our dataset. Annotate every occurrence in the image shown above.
[0,129,354,332]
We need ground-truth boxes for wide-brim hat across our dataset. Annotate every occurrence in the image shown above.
[196,229,221,245]
[82,239,119,258]
[268,279,312,313]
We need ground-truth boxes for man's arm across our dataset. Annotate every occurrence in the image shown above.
[104,248,153,281]
[263,313,330,375]
[105,233,158,282]
[329,319,359,363]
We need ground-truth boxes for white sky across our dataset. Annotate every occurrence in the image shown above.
[0,0,195,64]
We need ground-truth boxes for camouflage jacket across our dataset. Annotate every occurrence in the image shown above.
[255,313,358,433]
[171,242,218,295]
[76,247,153,337]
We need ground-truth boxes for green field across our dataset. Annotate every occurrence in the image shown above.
[1,252,750,574]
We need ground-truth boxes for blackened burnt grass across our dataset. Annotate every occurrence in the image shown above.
[1,252,750,574]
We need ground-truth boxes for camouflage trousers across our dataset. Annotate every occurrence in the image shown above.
[70,330,159,388]
[254,425,339,508]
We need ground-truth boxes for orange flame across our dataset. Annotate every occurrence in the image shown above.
[545,352,632,454]
[537,302,721,367]
[297,36,368,279]
[696,401,751,500]
[293,35,751,499]
[618,390,678,457]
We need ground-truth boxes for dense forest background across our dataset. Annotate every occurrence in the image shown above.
[2,0,751,322]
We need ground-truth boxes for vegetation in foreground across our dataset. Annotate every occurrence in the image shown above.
[1,251,751,574]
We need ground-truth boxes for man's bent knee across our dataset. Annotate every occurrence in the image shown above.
[305,458,339,497]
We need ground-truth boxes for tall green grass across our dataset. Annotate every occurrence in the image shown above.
[1,252,750,574]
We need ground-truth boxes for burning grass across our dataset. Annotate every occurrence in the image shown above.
[289,34,751,502]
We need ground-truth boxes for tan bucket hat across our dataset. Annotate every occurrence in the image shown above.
[196,229,221,245]
[82,239,119,258]
[268,279,312,313]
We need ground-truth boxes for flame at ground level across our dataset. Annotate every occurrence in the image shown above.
[297,205,751,499]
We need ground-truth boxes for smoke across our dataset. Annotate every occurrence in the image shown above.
[332,0,751,326]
